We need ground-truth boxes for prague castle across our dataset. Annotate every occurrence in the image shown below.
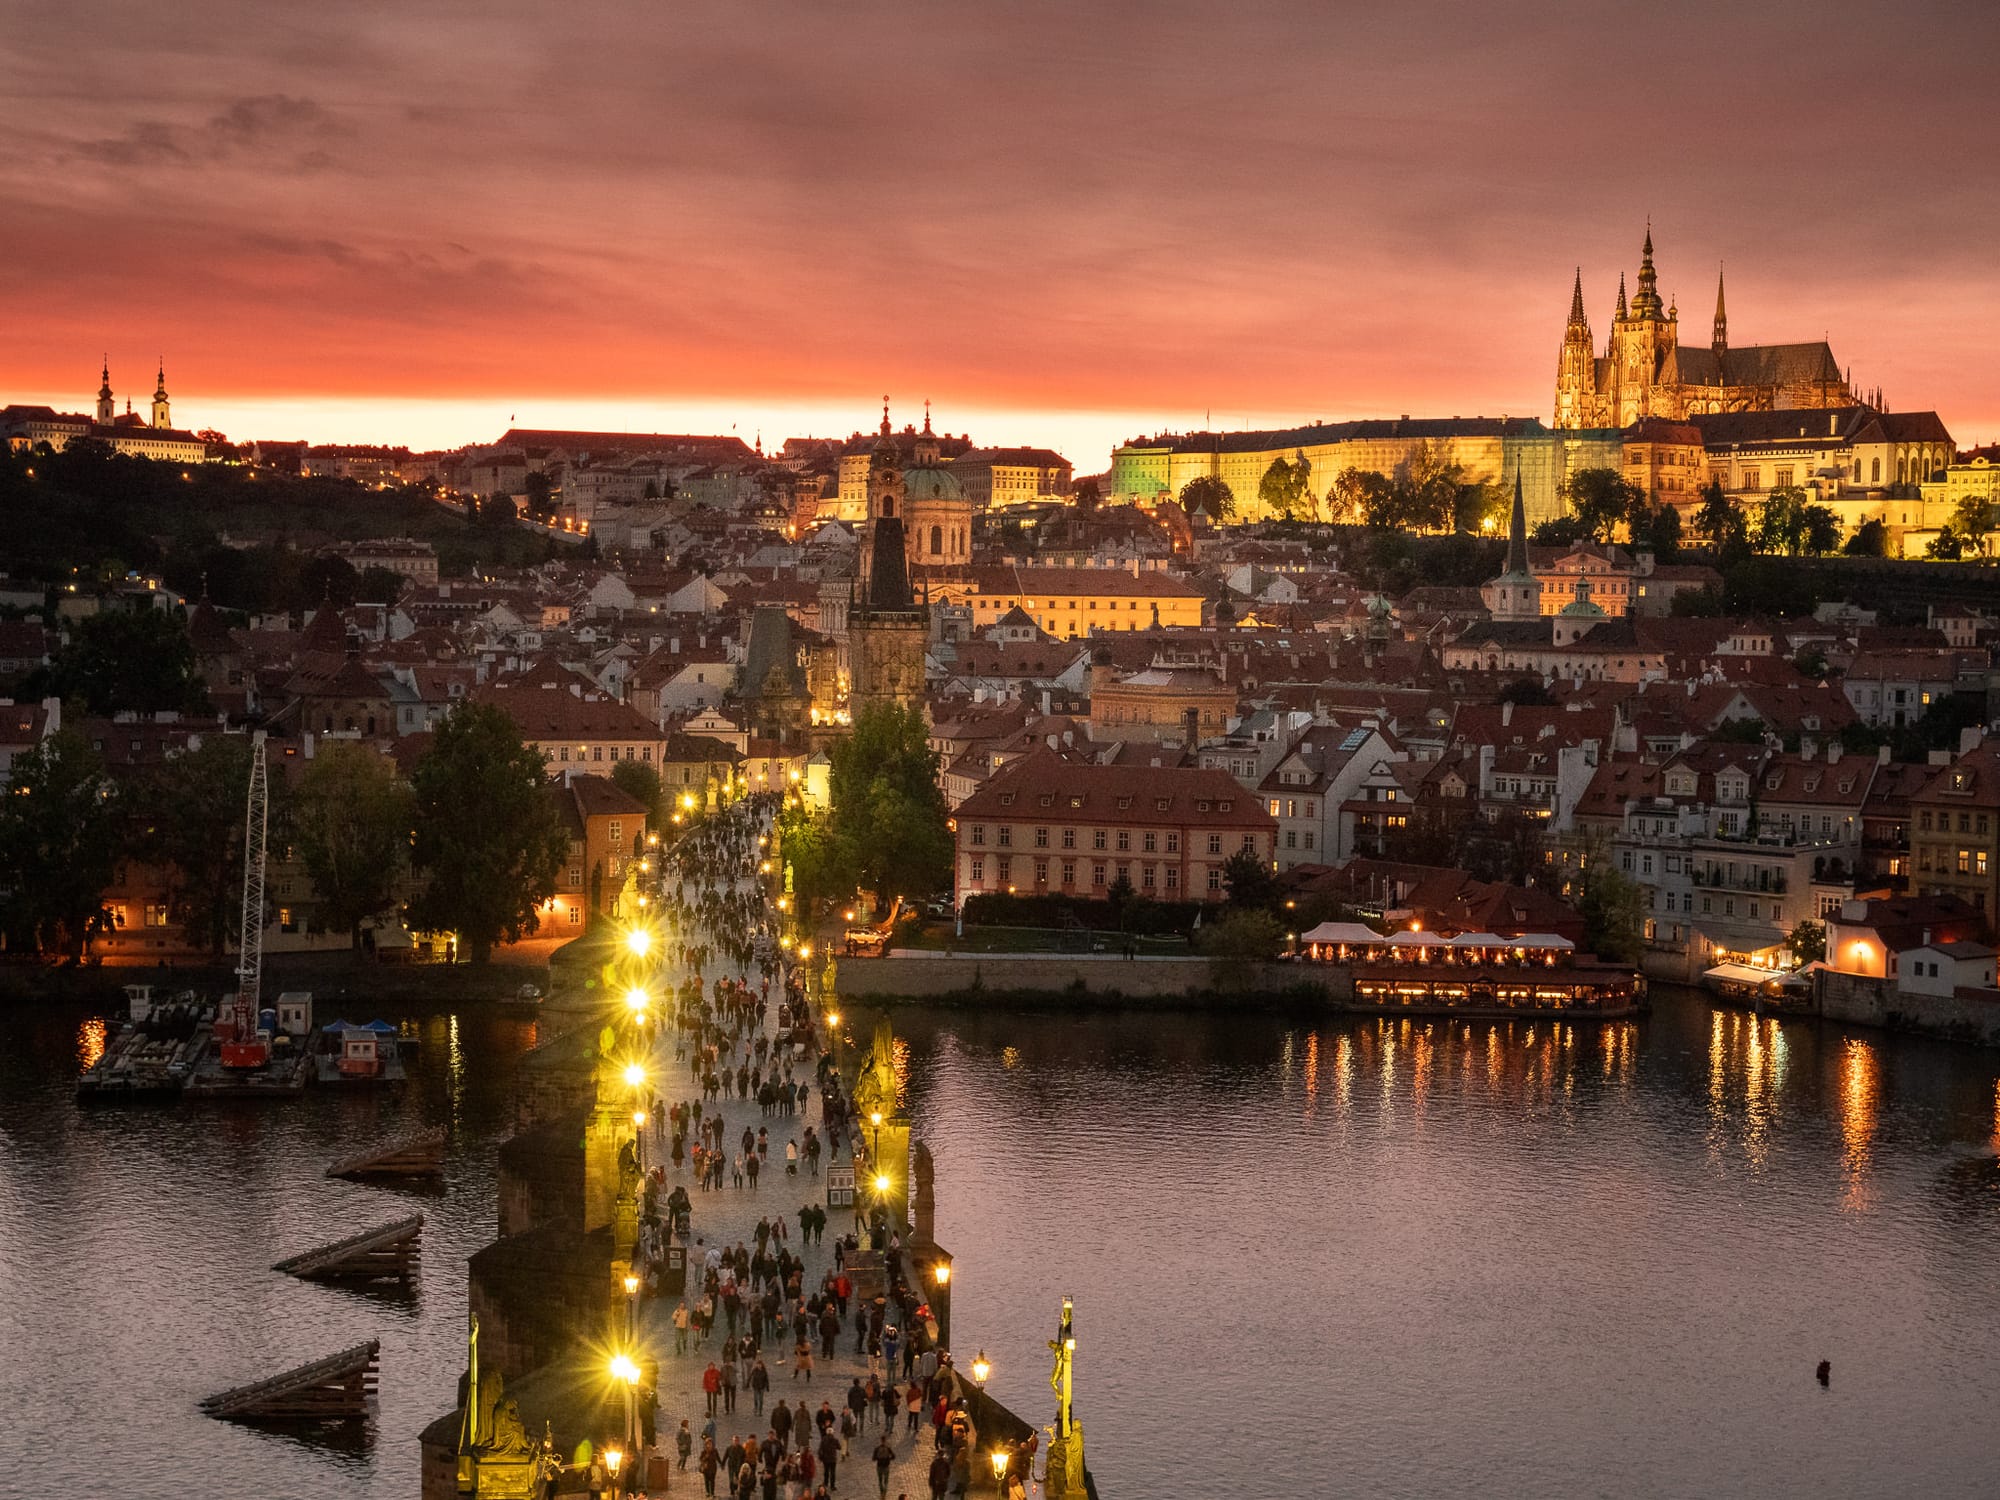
[1554,230,1854,428]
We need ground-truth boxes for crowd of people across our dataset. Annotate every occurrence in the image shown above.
[595,792,1026,1500]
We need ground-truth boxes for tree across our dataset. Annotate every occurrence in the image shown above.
[356,566,407,605]
[1563,468,1644,543]
[1258,458,1300,520]
[1531,515,1589,548]
[1072,477,1102,513]
[1788,919,1827,967]
[1499,676,1554,706]
[1632,501,1683,559]
[610,759,664,835]
[1952,494,1998,557]
[1844,518,1890,557]
[1347,470,1401,530]
[133,734,257,957]
[1178,475,1234,523]
[1802,504,1842,556]
[35,607,207,717]
[826,702,953,913]
[1755,486,1811,555]
[1454,478,1508,535]
[523,471,555,517]
[291,744,415,947]
[408,703,566,961]
[1927,525,1965,561]
[1198,907,1286,960]
[1220,845,1277,910]
[0,729,122,959]
[1694,480,1746,549]
[1577,862,1644,965]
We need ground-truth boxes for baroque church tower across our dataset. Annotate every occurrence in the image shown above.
[151,360,171,429]
[847,400,930,717]
[96,358,115,423]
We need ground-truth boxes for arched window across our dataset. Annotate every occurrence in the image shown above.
[929,524,943,555]
[1871,458,1881,484]
[881,496,894,518]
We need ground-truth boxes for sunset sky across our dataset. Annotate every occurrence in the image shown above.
[6,0,1999,468]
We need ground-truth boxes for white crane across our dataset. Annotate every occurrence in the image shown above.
[219,730,270,1065]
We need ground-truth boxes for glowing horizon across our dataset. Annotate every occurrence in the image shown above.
[6,2,2000,465]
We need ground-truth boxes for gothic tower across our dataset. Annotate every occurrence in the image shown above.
[96,358,114,424]
[1711,265,1728,357]
[151,359,171,430]
[1480,469,1542,623]
[1553,269,1598,429]
[1608,227,1676,423]
[848,514,929,717]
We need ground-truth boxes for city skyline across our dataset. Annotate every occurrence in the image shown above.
[6,1,2000,456]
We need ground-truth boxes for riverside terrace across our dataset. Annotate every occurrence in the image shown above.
[1299,922,1644,1016]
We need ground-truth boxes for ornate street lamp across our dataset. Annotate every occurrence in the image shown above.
[970,1350,990,1387]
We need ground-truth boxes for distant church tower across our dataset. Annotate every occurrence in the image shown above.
[1711,265,1728,357]
[848,401,930,717]
[151,360,171,429]
[1480,470,1542,622]
[96,358,115,424]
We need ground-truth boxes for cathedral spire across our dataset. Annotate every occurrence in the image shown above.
[1712,264,1728,356]
[880,396,891,437]
[1616,273,1628,319]
[1567,268,1586,329]
[1632,223,1663,318]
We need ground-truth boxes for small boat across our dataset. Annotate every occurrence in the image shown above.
[315,1019,408,1085]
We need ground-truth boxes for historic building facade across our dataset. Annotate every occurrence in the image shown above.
[1554,230,1854,428]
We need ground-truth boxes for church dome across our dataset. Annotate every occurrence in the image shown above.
[903,464,963,504]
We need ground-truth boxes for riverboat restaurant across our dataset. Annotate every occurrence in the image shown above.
[1298,920,1641,1015]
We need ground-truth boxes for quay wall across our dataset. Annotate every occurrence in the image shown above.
[838,953,1347,1006]
[1820,971,2000,1045]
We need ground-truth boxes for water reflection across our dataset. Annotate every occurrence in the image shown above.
[1840,1036,1880,1208]
[76,1017,107,1073]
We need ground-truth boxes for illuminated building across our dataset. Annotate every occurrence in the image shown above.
[1554,230,1854,428]
[0,358,209,463]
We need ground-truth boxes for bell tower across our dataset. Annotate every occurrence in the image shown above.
[96,358,115,424]
[151,359,171,429]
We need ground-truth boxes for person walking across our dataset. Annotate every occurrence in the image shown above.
[750,1357,771,1414]
[817,1428,841,1492]
[699,1437,721,1497]
[703,1361,722,1417]
[678,1418,695,1470]
[872,1435,897,1499]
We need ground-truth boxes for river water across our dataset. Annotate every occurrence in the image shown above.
[3,990,1999,1498]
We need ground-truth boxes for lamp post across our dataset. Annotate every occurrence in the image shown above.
[609,1352,641,1477]
[990,1449,1010,1493]
[623,1273,640,1343]
[604,1446,623,1499]
[970,1350,990,1388]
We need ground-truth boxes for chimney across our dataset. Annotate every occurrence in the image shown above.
[1501,701,1514,727]
[1922,928,1932,949]
[1826,741,1843,764]
[1129,558,1141,577]
[1183,706,1200,749]
[1041,688,1051,716]
[1877,744,1891,765]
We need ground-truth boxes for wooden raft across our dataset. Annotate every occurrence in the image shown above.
[273,1213,423,1284]
[326,1127,445,1181]
[200,1339,380,1422]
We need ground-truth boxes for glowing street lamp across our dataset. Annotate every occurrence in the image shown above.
[874,1173,890,1195]
[991,1450,1010,1486]
[933,1263,950,1286]
[970,1350,991,1387]
[625,987,649,1016]
[623,1062,647,1089]
[625,928,652,959]
[826,1011,841,1028]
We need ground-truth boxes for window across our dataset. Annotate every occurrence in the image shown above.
[1061,861,1075,885]
[278,907,296,933]
[971,859,984,882]
[1981,852,1991,877]
[1092,830,1107,851]
[1165,832,1180,853]
[1116,831,1130,851]
[1035,859,1049,884]
[609,820,623,846]
[1034,827,1049,848]
[1960,849,1972,874]
[569,864,584,888]
[1303,831,1314,849]
[593,746,603,762]
[1062,828,1075,849]
[1207,868,1222,891]
[1285,831,1297,849]
[1093,864,1106,887]
[568,905,582,926]
[998,827,1012,847]
[971,825,986,846]
[1142,866,1156,889]
[997,856,1012,882]
[1208,834,1222,855]
[1142,831,1157,853]
[1165,866,1179,888]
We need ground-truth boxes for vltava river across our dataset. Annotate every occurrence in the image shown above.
[2,990,1998,1497]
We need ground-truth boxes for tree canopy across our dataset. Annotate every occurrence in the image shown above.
[1178,475,1234,522]
[408,703,566,961]
[0,729,123,959]
[32,607,208,718]
[290,744,415,945]
[824,702,953,913]
[132,733,256,957]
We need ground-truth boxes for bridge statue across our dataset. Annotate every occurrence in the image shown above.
[853,1018,899,1122]
[1044,1298,1086,1500]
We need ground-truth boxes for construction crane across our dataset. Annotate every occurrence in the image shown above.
[218,731,271,1069]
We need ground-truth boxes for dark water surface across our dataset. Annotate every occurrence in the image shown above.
[4,991,2000,1497]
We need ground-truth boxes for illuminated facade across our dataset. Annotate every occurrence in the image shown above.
[0,359,208,463]
[1555,231,1853,429]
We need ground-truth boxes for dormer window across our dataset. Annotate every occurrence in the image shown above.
[999,792,1015,806]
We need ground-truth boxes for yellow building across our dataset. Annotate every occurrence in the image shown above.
[926,564,1207,639]
[1108,417,1619,527]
